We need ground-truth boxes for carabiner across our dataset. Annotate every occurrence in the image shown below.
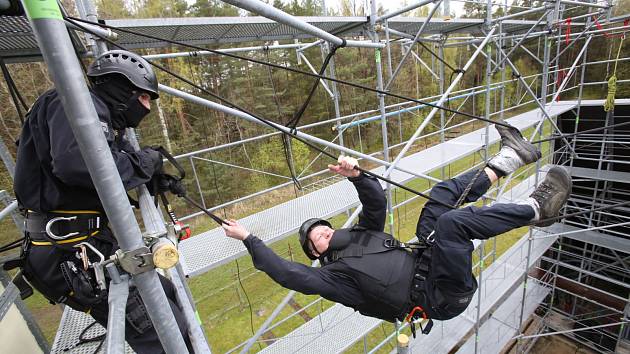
[45,216,79,240]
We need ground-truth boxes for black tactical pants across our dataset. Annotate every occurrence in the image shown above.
[415,169,535,320]
[23,228,191,354]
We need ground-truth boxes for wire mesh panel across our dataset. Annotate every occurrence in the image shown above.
[455,280,550,353]
[258,305,381,354]
[50,308,134,354]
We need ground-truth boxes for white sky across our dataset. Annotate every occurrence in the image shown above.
[321,0,467,17]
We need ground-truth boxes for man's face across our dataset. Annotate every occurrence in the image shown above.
[137,92,151,110]
[308,225,334,257]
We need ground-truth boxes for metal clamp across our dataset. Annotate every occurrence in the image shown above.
[115,247,154,275]
[74,242,107,291]
[45,216,79,240]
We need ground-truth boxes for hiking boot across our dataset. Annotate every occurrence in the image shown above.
[527,166,572,227]
[488,120,542,176]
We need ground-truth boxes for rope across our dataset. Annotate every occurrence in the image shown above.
[531,120,630,144]
[604,35,624,112]
[64,16,457,210]
[264,48,302,193]
[64,16,512,130]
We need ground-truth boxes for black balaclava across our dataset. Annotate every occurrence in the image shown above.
[92,74,150,130]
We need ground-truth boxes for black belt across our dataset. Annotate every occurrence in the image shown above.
[24,211,105,245]
[405,248,434,337]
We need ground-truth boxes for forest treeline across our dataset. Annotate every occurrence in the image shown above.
[1,0,629,216]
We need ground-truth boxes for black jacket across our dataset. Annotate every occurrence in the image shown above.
[243,173,415,322]
[14,89,158,212]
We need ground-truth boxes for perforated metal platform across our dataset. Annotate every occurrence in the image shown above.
[455,280,550,353]
[258,304,381,353]
[51,308,133,353]
[104,17,554,49]
[179,101,586,277]
[1,14,575,61]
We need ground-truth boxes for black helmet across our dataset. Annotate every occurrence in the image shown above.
[87,50,159,99]
[299,218,332,260]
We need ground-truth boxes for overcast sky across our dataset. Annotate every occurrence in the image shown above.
[320,0,467,17]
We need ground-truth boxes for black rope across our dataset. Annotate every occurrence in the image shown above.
[286,39,346,131]
[64,17,457,210]
[0,237,25,254]
[418,42,459,73]
[62,320,105,353]
[0,57,28,124]
[530,120,630,144]
[264,48,302,193]
[64,16,512,130]
[453,168,484,208]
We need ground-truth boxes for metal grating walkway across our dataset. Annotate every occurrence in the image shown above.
[179,100,586,277]
[50,308,133,353]
[455,280,551,353]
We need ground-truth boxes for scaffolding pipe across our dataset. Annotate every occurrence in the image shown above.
[559,0,610,9]
[21,1,189,352]
[384,0,442,90]
[158,84,438,182]
[219,0,384,48]
[375,0,435,22]
[104,266,129,354]
[382,27,497,179]
[492,10,549,73]
[386,28,441,43]
[143,43,305,59]
[494,5,548,21]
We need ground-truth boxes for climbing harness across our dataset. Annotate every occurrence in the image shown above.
[383,232,435,337]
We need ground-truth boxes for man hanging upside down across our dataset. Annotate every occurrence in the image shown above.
[222,122,571,328]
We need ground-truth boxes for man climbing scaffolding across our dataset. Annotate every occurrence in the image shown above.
[10,50,190,353]
[223,122,572,331]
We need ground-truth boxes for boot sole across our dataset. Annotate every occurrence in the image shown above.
[536,166,572,227]
[495,122,542,164]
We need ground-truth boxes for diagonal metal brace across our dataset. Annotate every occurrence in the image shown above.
[115,247,154,275]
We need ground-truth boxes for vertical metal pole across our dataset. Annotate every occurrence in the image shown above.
[105,264,129,354]
[20,1,189,352]
[474,1,493,352]
[156,99,173,153]
[324,0,344,148]
[76,0,108,54]
[0,137,15,179]
[190,156,207,209]
[517,5,555,344]
[371,0,395,237]
[385,20,394,79]
[438,42,446,179]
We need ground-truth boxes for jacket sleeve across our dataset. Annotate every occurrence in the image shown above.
[48,94,159,191]
[243,235,362,305]
[350,173,387,231]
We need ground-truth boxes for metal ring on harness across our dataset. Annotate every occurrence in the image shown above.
[45,216,80,240]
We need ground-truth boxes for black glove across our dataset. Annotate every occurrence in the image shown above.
[143,147,163,174]
[154,173,186,197]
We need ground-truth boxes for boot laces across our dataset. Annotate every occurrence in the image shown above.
[530,182,553,203]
